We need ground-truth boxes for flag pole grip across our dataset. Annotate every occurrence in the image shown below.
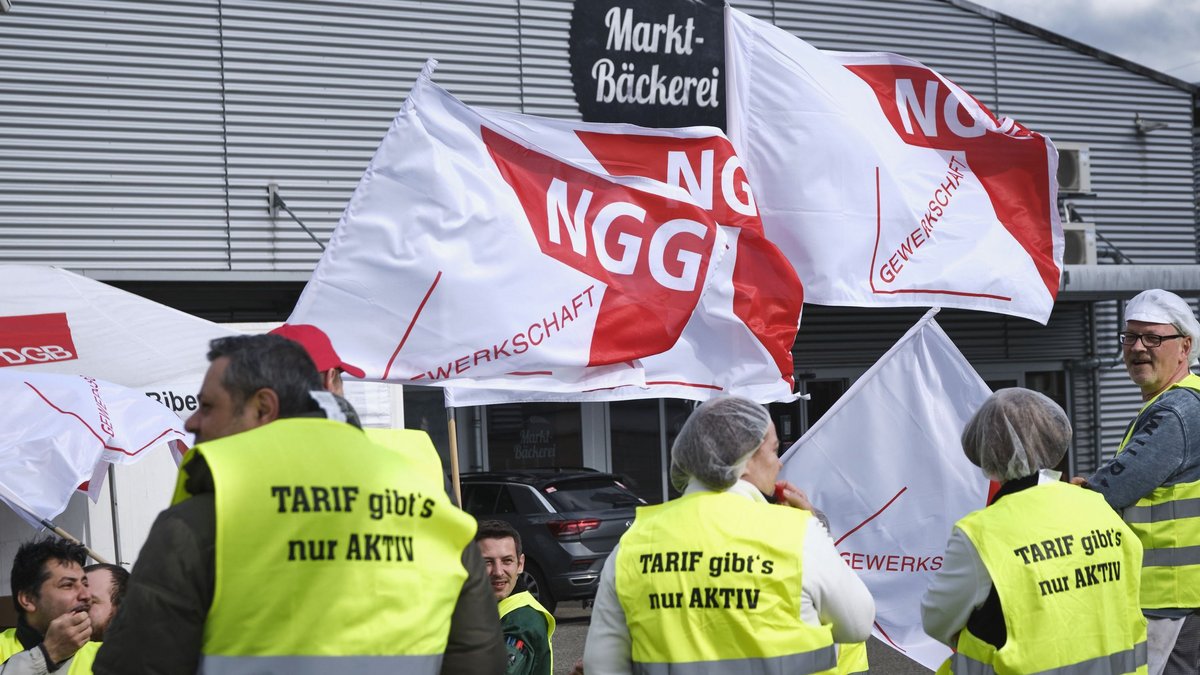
[41,519,111,564]
[447,411,463,508]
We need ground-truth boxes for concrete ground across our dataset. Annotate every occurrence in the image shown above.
[551,603,932,674]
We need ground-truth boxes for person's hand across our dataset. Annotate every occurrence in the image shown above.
[1069,476,1089,487]
[42,606,91,664]
[775,480,815,511]
[569,658,585,675]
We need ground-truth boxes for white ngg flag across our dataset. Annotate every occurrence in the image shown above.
[726,7,1062,323]
[443,107,804,405]
[289,63,731,388]
[779,310,991,669]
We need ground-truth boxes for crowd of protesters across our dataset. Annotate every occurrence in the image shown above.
[4,286,1199,674]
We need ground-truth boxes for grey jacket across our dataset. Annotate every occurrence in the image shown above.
[1088,383,1200,510]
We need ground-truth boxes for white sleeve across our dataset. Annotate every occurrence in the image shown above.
[582,547,632,675]
[920,527,992,646]
[0,646,51,675]
[801,515,875,644]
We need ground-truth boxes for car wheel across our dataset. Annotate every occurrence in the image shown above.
[521,560,556,614]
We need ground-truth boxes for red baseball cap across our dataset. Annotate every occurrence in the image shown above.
[268,324,365,379]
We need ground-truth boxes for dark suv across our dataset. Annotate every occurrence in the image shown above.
[460,469,646,613]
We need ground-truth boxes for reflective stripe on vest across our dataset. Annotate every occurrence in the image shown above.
[177,419,476,670]
[1117,373,1200,609]
[955,482,1146,675]
[951,641,1147,675]
[498,590,556,673]
[616,490,836,675]
[631,648,838,675]
[199,653,441,675]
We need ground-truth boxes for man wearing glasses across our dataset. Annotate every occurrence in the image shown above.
[1076,289,1200,675]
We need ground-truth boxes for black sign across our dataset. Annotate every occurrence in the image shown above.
[569,0,725,129]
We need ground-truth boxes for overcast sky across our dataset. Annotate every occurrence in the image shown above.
[974,0,1200,84]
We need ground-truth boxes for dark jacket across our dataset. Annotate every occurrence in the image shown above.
[94,440,505,674]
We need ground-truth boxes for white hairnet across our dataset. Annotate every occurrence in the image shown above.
[1125,289,1200,365]
[670,396,771,491]
[961,388,1071,482]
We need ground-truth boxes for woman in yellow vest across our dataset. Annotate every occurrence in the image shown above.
[921,388,1147,675]
[583,395,875,675]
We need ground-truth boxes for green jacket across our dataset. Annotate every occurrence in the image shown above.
[499,591,553,675]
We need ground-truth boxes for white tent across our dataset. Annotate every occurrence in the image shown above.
[0,266,403,591]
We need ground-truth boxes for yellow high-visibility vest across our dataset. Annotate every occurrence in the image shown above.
[364,427,444,485]
[616,490,836,675]
[1118,373,1200,609]
[948,482,1146,675]
[0,628,99,674]
[173,418,476,675]
[836,641,868,674]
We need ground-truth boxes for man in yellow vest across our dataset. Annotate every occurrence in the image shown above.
[93,334,504,674]
[583,395,874,675]
[476,520,554,675]
[1074,289,1200,674]
[924,388,1147,674]
[270,322,446,487]
[1,538,100,674]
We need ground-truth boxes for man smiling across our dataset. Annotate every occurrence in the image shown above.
[1078,289,1200,674]
[476,521,554,675]
[1,538,98,674]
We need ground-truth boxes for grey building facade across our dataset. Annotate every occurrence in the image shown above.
[2,0,1198,504]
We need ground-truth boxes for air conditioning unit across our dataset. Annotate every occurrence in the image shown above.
[1062,221,1097,265]
[1056,142,1092,194]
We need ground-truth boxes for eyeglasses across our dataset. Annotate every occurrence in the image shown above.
[1118,332,1186,348]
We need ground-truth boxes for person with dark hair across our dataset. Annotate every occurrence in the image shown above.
[82,565,128,642]
[95,334,504,675]
[922,388,1146,674]
[476,520,554,675]
[1,537,99,674]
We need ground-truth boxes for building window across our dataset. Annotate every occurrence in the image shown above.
[486,403,583,470]
[610,399,665,504]
[801,379,849,432]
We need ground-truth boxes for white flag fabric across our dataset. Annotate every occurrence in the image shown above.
[0,371,188,527]
[288,63,737,388]
[0,264,239,418]
[442,96,803,404]
[778,309,991,669]
[726,7,1062,324]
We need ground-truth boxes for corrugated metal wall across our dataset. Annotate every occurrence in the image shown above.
[993,24,1196,265]
[2,0,1197,470]
[2,0,1194,271]
[0,0,229,269]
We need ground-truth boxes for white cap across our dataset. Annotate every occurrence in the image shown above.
[1126,289,1200,365]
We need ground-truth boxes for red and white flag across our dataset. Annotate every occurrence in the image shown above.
[726,7,1062,324]
[0,371,188,527]
[288,63,731,389]
[441,108,804,404]
[492,112,803,402]
[778,309,991,669]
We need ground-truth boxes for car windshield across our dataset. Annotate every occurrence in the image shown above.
[544,478,645,511]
